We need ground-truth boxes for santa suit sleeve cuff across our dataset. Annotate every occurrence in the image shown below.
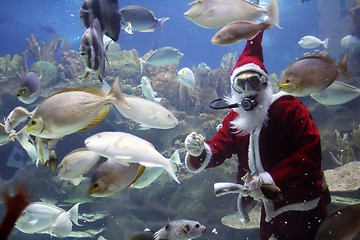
[185,143,212,173]
[259,172,275,185]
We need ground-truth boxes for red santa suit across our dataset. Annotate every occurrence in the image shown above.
[185,32,330,240]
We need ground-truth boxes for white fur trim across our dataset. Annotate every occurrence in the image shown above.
[263,197,321,222]
[185,143,212,173]
[259,172,275,185]
[231,63,268,84]
[271,91,289,104]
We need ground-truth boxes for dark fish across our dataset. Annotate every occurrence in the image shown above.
[127,230,154,240]
[80,18,106,81]
[0,183,30,239]
[16,72,41,104]
[39,24,57,35]
[315,203,360,240]
[119,5,169,34]
[80,0,121,42]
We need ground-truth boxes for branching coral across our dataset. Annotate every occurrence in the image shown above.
[26,34,63,63]
[330,130,356,166]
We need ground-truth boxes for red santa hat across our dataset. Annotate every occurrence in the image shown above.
[230,31,268,85]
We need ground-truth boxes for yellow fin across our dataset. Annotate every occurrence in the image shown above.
[128,165,146,188]
[77,104,110,132]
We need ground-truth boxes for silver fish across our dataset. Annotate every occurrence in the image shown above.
[119,5,169,34]
[17,72,41,104]
[84,131,180,183]
[4,106,32,133]
[140,76,161,102]
[177,67,196,88]
[184,0,279,29]
[57,148,101,185]
[80,18,106,81]
[80,0,121,42]
[154,220,206,240]
[298,35,329,49]
[310,81,360,105]
[139,46,183,73]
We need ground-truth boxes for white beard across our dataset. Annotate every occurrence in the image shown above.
[224,84,273,135]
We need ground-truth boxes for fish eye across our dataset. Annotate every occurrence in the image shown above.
[30,119,37,125]
[195,223,200,228]
[285,79,290,83]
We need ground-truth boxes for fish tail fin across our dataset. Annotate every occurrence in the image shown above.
[266,0,281,29]
[323,37,329,48]
[158,17,170,32]
[139,58,145,74]
[165,159,180,184]
[68,203,82,226]
[109,77,130,110]
[170,149,182,165]
[338,53,351,79]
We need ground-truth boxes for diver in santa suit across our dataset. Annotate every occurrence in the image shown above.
[184,31,330,240]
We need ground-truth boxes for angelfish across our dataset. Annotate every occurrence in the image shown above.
[80,18,106,82]
[79,0,121,42]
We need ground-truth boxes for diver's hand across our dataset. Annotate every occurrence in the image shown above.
[184,132,205,157]
[243,176,264,200]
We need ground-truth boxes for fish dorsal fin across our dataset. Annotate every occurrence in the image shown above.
[47,87,105,99]
[299,55,336,65]
[64,148,89,158]
[77,104,110,133]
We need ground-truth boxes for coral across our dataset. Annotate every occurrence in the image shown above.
[26,34,63,63]
[31,60,58,86]
[0,54,26,79]
[106,43,141,82]
[57,49,84,81]
[352,124,360,150]
[330,130,356,166]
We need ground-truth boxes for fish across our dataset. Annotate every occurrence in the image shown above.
[315,203,360,240]
[184,0,279,29]
[118,95,178,129]
[84,131,181,183]
[119,5,169,34]
[139,47,183,73]
[89,160,144,197]
[102,80,178,129]
[131,150,182,189]
[15,202,80,238]
[211,20,272,46]
[80,18,107,82]
[0,123,15,146]
[0,183,30,239]
[154,220,206,240]
[176,67,196,88]
[279,54,350,97]
[340,35,360,49]
[140,76,161,102]
[298,35,329,49]
[16,72,41,104]
[79,0,121,42]
[57,148,101,186]
[4,106,32,133]
[25,78,128,139]
[310,81,360,105]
